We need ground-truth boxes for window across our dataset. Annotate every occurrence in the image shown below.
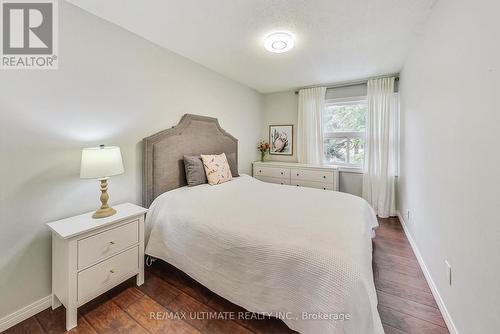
[323,97,367,167]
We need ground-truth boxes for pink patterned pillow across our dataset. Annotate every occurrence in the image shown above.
[200,153,233,185]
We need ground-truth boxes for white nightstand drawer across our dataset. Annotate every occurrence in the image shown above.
[77,220,138,269]
[78,246,139,303]
[291,168,334,183]
[292,180,334,191]
[255,176,291,185]
[253,166,289,179]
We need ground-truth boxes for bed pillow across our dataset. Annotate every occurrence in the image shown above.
[226,152,239,177]
[183,155,207,186]
[200,153,233,185]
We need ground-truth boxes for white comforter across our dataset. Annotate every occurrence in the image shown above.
[145,175,383,334]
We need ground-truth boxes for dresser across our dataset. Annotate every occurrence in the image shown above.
[253,161,339,191]
[47,203,147,330]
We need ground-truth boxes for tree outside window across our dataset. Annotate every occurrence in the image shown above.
[323,98,367,167]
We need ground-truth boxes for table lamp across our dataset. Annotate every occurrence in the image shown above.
[80,145,124,218]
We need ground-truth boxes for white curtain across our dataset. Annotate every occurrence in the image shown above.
[297,87,327,164]
[362,77,399,218]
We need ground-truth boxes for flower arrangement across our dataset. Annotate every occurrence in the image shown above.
[257,140,270,162]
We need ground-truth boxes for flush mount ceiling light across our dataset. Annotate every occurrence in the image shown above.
[264,32,294,53]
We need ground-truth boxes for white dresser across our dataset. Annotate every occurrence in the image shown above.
[47,203,147,330]
[253,161,339,191]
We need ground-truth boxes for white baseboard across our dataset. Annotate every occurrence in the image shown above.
[396,211,459,334]
[0,295,51,332]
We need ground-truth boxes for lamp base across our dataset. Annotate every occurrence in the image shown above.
[92,178,116,219]
[92,207,116,219]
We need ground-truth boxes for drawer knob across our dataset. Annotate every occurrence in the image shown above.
[296,173,299,176]
[259,170,262,173]
[323,188,326,190]
[296,184,299,187]
[323,175,326,178]
[109,241,116,245]
[110,268,116,274]
[280,172,283,175]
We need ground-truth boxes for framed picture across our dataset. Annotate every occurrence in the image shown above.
[269,125,293,155]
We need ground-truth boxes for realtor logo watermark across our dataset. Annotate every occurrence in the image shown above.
[1,0,58,69]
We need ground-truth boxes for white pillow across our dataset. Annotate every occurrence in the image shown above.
[200,153,233,185]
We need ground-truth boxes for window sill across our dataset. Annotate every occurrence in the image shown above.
[332,165,364,174]
[337,166,364,174]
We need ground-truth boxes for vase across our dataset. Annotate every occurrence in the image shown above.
[260,151,266,162]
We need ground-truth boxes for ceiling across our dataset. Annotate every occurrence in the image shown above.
[68,0,437,93]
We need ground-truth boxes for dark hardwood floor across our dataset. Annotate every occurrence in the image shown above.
[373,218,448,334]
[3,217,448,334]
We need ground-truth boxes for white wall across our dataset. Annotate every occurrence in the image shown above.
[0,2,263,319]
[398,0,500,333]
[338,171,363,196]
[262,91,298,162]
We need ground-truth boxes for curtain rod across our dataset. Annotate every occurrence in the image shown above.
[294,74,399,94]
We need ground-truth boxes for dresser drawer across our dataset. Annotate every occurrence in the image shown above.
[255,176,291,185]
[292,180,334,191]
[290,168,334,183]
[77,220,138,269]
[253,166,290,179]
[78,246,139,303]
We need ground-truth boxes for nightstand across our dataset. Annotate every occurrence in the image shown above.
[47,203,148,330]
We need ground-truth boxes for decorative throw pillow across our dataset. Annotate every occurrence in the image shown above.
[226,152,239,177]
[200,153,233,185]
[183,155,207,186]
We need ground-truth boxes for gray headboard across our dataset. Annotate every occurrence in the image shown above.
[142,114,238,207]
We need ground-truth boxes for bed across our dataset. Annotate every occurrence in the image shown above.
[143,114,383,334]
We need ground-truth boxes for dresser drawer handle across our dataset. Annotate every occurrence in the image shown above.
[296,173,299,176]
[110,268,116,274]
[280,172,283,175]
[323,187,326,190]
[259,170,262,173]
[323,175,326,178]
[109,241,116,245]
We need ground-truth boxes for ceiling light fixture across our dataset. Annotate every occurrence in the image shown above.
[264,32,294,53]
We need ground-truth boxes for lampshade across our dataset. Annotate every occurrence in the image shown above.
[80,145,124,179]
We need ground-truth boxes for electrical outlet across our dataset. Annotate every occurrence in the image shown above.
[445,260,452,286]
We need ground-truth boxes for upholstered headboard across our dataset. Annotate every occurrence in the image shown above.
[142,114,238,207]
